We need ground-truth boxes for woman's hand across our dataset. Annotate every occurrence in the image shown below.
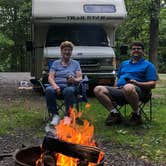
[67,76,75,84]
[56,87,61,95]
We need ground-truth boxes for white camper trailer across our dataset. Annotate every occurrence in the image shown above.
[29,0,127,91]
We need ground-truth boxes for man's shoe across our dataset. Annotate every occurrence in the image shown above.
[105,112,122,126]
[50,114,60,126]
[129,112,142,126]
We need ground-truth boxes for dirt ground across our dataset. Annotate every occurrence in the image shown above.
[0,73,158,166]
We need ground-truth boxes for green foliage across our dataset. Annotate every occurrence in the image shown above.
[115,0,151,63]
[0,33,14,71]
[158,8,166,73]
[0,0,31,71]
[116,0,165,73]
[0,33,14,47]
[0,0,165,72]
[116,0,151,46]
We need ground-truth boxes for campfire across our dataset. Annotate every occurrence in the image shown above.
[14,106,105,166]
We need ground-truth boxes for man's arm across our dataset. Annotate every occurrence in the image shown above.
[129,62,157,89]
[129,80,156,89]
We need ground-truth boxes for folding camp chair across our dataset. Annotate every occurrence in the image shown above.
[41,75,89,122]
[114,91,153,122]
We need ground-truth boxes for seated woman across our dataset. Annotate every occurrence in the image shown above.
[94,41,157,126]
[45,41,82,125]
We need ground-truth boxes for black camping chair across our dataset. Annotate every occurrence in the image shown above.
[114,91,153,122]
[38,75,89,121]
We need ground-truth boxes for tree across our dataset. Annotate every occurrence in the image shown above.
[116,0,151,60]
[0,33,14,71]
[116,0,166,72]
[149,0,160,68]
[0,0,31,71]
[158,7,166,73]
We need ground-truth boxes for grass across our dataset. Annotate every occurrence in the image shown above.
[78,74,166,165]
[0,97,44,135]
[0,74,166,165]
[83,99,166,164]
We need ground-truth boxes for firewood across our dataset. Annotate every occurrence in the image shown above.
[43,154,56,166]
[36,151,55,166]
[42,136,102,163]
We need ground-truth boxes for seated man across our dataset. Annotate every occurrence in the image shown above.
[45,41,82,125]
[94,41,157,126]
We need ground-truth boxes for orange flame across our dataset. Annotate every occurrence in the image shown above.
[85,103,91,109]
[36,106,104,166]
[56,108,95,146]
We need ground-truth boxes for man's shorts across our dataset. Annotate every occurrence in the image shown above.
[106,86,151,106]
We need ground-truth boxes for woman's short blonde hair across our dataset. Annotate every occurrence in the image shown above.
[60,41,74,50]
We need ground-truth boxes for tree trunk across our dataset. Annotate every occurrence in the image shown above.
[11,7,18,72]
[149,0,160,69]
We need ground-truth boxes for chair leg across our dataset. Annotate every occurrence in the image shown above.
[57,101,65,113]
[124,104,127,117]
[114,104,126,121]
[113,97,153,123]
[43,109,48,122]
[43,109,52,122]
[149,97,152,121]
[43,100,65,123]
[139,101,152,122]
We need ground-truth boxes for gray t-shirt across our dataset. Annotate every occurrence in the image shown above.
[49,59,81,88]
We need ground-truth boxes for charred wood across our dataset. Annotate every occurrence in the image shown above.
[42,136,102,163]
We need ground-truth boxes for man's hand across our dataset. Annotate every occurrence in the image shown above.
[128,79,138,85]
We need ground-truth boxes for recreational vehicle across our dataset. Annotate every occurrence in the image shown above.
[28,0,127,91]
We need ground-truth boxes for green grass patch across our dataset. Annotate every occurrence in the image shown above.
[82,98,166,164]
[0,99,43,135]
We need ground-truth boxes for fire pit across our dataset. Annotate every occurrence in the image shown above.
[13,146,41,166]
[14,107,105,166]
[13,145,104,166]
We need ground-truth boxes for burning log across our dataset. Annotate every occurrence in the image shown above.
[36,151,56,166]
[42,136,102,163]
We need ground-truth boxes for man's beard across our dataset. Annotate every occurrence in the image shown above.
[131,51,142,60]
[132,53,139,59]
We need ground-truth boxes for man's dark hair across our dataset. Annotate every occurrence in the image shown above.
[130,41,144,50]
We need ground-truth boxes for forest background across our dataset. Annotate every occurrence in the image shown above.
[0,0,166,73]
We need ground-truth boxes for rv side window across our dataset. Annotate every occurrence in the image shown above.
[46,25,108,47]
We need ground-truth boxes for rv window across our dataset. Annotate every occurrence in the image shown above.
[84,4,116,13]
[45,25,108,47]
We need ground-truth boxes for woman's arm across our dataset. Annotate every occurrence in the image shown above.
[48,71,60,90]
